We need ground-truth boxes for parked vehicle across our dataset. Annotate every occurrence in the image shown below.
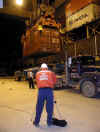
[14,71,24,81]
[48,64,66,89]
[70,56,96,80]
[65,55,100,97]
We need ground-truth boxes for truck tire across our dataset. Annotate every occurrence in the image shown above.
[80,80,97,98]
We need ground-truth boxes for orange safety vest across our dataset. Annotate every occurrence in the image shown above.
[36,69,56,88]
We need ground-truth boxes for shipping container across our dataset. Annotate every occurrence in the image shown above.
[65,0,100,17]
[66,3,100,31]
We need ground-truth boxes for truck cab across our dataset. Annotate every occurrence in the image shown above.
[67,55,100,97]
[69,56,96,80]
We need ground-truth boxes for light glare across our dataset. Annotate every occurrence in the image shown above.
[16,0,23,5]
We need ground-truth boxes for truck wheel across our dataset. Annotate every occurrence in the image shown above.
[80,80,97,97]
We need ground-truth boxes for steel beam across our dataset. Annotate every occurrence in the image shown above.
[0,7,32,19]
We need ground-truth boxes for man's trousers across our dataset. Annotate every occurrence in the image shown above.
[34,88,54,126]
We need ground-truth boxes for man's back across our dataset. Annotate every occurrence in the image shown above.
[36,69,56,88]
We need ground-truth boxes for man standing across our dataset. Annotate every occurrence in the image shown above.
[28,70,34,89]
[33,63,56,127]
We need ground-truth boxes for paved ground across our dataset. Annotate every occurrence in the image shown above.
[0,78,100,132]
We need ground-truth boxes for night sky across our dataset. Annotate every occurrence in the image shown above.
[0,14,26,75]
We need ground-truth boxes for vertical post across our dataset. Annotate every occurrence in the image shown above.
[60,34,69,86]
[75,42,76,56]
[94,33,97,56]
[86,26,89,39]
[65,54,69,85]
[32,0,38,19]
[63,37,69,85]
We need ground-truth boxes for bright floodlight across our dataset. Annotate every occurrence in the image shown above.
[16,0,23,5]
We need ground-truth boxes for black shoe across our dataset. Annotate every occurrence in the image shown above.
[33,122,39,127]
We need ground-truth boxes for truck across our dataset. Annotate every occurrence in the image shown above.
[63,55,100,98]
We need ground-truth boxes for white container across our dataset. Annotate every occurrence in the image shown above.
[66,3,100,31]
